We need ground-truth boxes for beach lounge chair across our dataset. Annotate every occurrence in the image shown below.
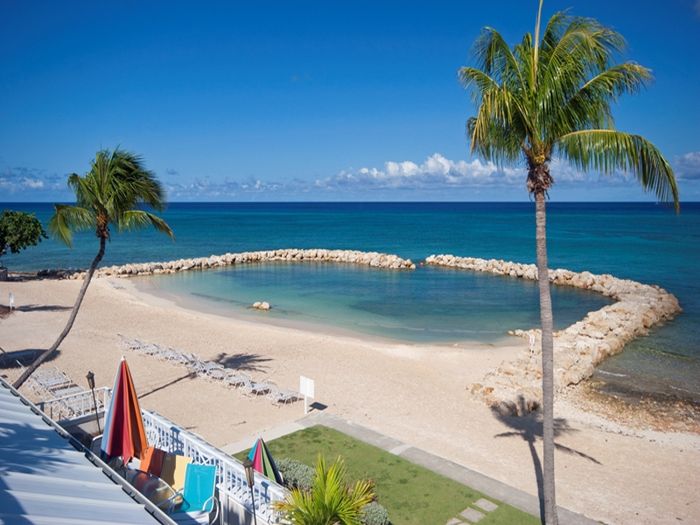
[240,376,273,396]
[224,371,249,388]
[266,383,300,405]
[205,365,226,381]
[34,367,72,390]
[196,361,224,379]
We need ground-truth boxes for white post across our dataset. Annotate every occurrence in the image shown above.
[299,376,314,416]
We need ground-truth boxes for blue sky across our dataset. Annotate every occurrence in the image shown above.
[1,0,699,202]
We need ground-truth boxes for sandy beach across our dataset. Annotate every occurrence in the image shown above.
[2,276,699,524]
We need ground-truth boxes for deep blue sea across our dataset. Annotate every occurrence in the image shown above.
[3,202,699,402]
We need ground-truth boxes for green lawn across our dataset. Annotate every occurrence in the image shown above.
[234,425,538,525]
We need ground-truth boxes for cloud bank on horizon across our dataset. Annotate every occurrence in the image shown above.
[2,151,699,202]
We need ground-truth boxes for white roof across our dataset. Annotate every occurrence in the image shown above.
[0,378,161,524]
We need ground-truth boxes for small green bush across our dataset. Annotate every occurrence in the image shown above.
[277,457,315,491]
[361,501,390,525]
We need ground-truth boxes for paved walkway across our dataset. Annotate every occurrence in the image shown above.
[223,411,598,525]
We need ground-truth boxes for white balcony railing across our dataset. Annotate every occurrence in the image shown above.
[37,386,111,421]
[142,409,286,525]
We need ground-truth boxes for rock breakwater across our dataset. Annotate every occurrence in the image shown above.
[425,254,682,414]
[62,249,416,280]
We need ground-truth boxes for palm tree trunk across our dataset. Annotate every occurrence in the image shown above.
[535,191,558,524]
[13,235,107,389]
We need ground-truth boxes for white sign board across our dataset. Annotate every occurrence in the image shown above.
[300,376,315,414]
[299,376,315,398]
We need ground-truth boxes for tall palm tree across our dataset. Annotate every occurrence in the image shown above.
[13,148,173,389]
[274,455,375,525]
[459,2,679,523]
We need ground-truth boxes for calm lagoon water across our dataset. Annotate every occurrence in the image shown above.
[135,263,611,343]
[3,202,699,401]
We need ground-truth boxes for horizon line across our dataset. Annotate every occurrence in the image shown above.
[0,200,696,205]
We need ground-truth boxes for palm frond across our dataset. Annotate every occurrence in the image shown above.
[557,129,679,210]
[119,210,174,238]
[274,455,374,525]
[472,27,525,90]
[458,67,499,103]
[542,62,651,140]
[48,205,95,247]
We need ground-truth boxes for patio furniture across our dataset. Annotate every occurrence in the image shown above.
[224,371,250,388]
[240,376,273,396]
[169,464,219,524]
[147,463,219,525]
[161,453,191,492]
[266,383,300,405]
[141,445,168,477]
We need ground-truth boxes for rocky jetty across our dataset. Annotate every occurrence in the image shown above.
[425,254,682,414]
[61,249,416,280]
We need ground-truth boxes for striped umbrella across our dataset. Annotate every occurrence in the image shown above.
[247,437,283,484]
[101,357,147,462]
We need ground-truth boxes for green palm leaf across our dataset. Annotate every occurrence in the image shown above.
[48,205,94,247]
[557,129,679,208]
[274,455,375,525]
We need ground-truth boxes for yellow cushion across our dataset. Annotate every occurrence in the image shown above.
[160,454,191,492]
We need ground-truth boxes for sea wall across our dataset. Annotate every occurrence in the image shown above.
[425,254,682,414]
[62,249,416,279]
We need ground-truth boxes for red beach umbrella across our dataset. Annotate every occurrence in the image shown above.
[101,357,148,463]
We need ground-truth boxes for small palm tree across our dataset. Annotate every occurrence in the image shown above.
[459,1,679,523]
[13,148,173,389]
[274,455,375,525]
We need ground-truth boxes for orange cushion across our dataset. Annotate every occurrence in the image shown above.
[140,446,167,477]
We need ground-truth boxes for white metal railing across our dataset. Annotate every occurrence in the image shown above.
[37,386,111,421]
[141,409,287,525]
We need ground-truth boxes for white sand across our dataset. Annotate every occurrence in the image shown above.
[2,277,698,524]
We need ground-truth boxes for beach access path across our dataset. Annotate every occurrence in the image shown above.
[1,277,698,524]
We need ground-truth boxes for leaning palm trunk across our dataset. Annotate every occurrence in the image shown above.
[11,148,172,390]
[535,191,557,524]
[13,236,106,389]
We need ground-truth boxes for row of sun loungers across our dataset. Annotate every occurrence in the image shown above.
[27,366,106,419]
[118,335,300,405]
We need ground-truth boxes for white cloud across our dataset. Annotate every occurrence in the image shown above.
[0,166,62,194]
[315,153,511,190]
[675,151,700,180]
[22,178,44,189]
[7,150,698,201]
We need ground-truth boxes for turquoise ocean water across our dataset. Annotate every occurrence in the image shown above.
[3,202,699,402]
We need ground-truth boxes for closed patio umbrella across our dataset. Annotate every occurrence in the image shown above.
[247,437,283,484]
[101,357,147,462]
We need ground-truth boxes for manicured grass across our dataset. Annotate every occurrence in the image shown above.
[234,425,538,525]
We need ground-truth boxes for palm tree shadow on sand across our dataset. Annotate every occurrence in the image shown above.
[212,351,272,372]
[139,352,271,399]
[0,348,61,369]
[491,396,601,522]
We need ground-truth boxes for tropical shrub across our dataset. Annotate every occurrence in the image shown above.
[361,501,390,525]
[274,455,375,525]
[278,457,315,491]
[0,210,47,266]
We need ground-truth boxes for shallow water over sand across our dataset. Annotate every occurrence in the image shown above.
[135,262,612,343]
